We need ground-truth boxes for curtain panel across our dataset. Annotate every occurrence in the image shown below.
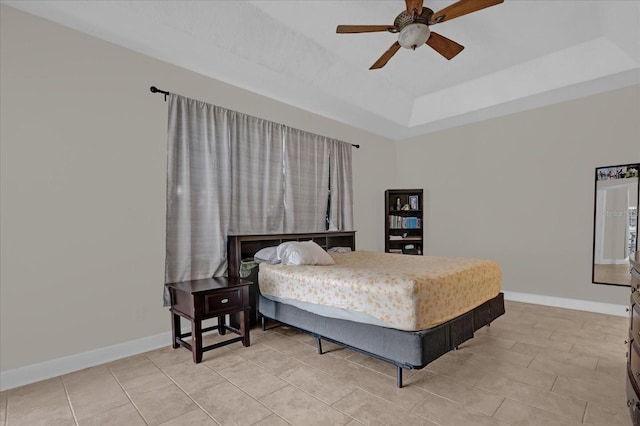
[165,95,231,291]
[227,112,285,234]
[283,128,330,233]
[329,140,354,232]
[164,94,353,302]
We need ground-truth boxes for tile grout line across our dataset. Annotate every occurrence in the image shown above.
[582,401,589,425]
[2,390,8,426]
[145,354,223,426]
[525,352,535,368]
[489,397,509,423]
[107,363,150,426]
[550,374,559,393]
[60,377,79,426]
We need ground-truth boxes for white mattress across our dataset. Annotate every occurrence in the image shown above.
[258,250,502,331]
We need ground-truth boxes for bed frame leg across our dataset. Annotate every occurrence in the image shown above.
[316,337,323,355]
[261,315,266,332]
[396,367,403,388]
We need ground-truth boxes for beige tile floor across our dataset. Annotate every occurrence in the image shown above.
[0,300,632,426]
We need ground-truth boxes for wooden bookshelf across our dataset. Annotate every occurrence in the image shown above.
[385,189,423,255]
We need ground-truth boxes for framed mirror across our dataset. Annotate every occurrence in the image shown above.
[592,163,639,286]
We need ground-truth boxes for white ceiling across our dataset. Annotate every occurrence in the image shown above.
[4,0,640,140]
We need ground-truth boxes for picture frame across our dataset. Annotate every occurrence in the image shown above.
[409,195,419,210]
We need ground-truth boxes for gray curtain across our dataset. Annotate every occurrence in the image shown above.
[328,140,354,231]
[227,112,285,234]
[283,128,330,233]
[164,93,354,303]
[165,95,231,294]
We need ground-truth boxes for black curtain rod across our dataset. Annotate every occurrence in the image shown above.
[149,86,360,149]
[150,86,169,101]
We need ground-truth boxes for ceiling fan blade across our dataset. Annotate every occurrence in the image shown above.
[432,0,503,24]
[336,25,395,34]
[405,0,424,15]
[426,32,464,60]
[370,41,401,70]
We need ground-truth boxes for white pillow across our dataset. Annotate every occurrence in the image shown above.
[277,241,335,266]
[327,246,352,253]
[254,246,280,264]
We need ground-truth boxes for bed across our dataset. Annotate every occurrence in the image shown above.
[227,232,505,387]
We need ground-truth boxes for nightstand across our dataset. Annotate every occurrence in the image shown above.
[166,277,252,363]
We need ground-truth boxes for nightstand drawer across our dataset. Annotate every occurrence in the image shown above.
[204,288,243,314]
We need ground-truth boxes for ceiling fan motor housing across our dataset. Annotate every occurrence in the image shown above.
[393,7,434,31]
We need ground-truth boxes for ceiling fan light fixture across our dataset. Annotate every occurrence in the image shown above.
[337,0,504,69]
[398,23,430,49]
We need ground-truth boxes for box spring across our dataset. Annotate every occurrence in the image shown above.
[258,292,504,387]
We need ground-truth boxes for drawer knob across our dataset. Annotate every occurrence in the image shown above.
[221,298,229,304]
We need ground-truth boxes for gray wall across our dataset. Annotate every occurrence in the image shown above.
[395,86,640,305]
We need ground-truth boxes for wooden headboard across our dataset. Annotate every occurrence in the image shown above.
[227,231,356,325]
[227,231,356,277]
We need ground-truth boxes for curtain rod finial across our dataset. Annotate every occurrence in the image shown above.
[150,86,169,101]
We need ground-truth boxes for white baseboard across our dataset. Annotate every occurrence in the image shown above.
[0,293,628,391]
[503,290,628,317]
[0,331,173,392]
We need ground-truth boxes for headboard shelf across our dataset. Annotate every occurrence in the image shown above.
[227,231,356,325]
[227,231,356,276]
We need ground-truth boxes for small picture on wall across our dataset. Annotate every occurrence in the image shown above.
[409,195,419,210]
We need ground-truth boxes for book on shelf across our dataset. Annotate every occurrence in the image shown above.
[388,215,421,229]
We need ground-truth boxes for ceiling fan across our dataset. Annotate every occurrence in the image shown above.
[336,0,504,69]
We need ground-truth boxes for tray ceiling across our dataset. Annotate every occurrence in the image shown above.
[4,0,639,140]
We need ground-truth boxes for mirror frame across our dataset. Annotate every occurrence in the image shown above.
[592,162,639,287]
